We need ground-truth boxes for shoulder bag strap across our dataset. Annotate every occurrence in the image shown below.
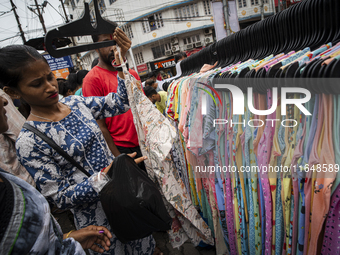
[23,123,91,177]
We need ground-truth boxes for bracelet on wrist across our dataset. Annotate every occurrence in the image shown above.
[111,58,127,69]
[65,230,75,239]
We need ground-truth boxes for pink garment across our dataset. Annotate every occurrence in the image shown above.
[182,82,193,143]
[309,95,336,255]
[257,89,276,255]
[303,96,324,255]
[290,115,307,255]
[199,62,218,73]
[224,93,238,254]
[178,78,190,133]
[263,51,295,71]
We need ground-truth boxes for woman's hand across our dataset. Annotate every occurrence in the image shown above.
[127,151,147,165]
[102,153,147,175]
[65,225,112,253]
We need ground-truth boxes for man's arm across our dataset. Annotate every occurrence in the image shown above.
[96,119,121,157]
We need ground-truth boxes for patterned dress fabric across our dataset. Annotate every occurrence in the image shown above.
[0,169,85,255]
[0,89,35,186]
[122,66,214,248]
[16,77,155,255]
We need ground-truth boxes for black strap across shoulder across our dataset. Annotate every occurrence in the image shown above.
[23,123,91,177]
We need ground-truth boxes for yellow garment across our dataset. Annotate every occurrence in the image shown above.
[155,91,167,114]
[174,83,180,120]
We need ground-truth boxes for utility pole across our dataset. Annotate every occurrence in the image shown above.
[222,0,231,36]
[34,0,47,34]
[59,0,82,69]
[59,0,69,22]
[10,0,26,43]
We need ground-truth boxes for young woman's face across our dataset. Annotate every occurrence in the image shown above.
[16,59,59,107]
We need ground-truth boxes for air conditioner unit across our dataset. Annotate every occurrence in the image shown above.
[204,28,213,35]
[205,36,213,45]
[172,45,180,52]
[185,43,194,50]
[195,41,202,48]
[165,50,172,56]
[171,37,179,45]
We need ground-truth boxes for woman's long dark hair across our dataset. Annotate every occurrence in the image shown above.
[0,45,46,89]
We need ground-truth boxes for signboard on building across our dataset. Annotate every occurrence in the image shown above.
[52,68,70,79]
[43,54,73,71]
[150,57,175,71]
[137,63,148,73]
[137,63,148,76]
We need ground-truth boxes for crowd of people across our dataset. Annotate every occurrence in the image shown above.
[0,18,188,254]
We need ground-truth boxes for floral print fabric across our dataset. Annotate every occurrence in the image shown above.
[16,78,155,255]
[122,66,214,248]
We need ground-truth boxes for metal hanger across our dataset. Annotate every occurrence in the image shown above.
[45,0,117,58]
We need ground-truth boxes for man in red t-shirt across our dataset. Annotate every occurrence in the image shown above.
[82,22,146,171]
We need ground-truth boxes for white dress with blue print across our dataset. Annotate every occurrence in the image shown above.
[16,77,155,255]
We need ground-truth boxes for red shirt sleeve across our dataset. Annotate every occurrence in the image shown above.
[82,68,104,97]
[129,69,141,81]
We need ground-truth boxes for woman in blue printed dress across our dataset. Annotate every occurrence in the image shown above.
[0,43,155,255]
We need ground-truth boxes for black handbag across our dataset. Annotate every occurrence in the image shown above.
[23,123,172,243]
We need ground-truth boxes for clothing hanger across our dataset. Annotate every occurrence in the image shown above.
[319,0,333,47]
[329,59,340,94]
[45,0,117,58]
[332,0,340,43]
[308,59,325,94]
[297,0,310,50]
[285,62,299,78]
[285,6,297,53]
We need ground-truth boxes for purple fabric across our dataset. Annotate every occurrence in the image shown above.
[256,89,276,255]
[321,184,340,255]
[224,93,237,254]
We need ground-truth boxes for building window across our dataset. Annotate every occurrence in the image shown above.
[122,24,134,39]
[134,52,144,65]
[174,3,199,21]
[203,0,211,15]
[70,0,76,10]
[251,0,259,5]
[183,35,200,45]
[151,43,171,59]
[142,19,150,33]
[238,0,247,7]
[98,0,106,14]
[109,0,116,4]
[142,13,164,33]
